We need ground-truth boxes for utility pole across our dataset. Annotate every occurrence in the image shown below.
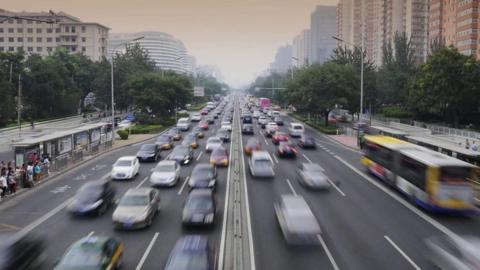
[9,62,13,83]
[17,73,22,137]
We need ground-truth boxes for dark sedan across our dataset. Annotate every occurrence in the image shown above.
[298,136,317,149]
[168,145,194,165]
[182,189,216,227]
[0,234,45,270]
[188,164,217,190]
[68,181,116,216]
[136,143,160,162]
[167,128,183,141]
[242,124,254,135]
[164,235,215,270]
[216,128,230,142]
[274,116,284,126]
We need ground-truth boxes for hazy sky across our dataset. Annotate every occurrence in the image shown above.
[2,0,337,87]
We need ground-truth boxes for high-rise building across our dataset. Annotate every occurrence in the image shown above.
[429,0,480,59]
[270,44,292,73]
[0,9,109,61]
[292,29,310,67]
[310,5,337,64]
[109,31,196,74]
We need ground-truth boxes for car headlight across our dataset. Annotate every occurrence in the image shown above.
[205,213,214,223]
[90,199,104,210]
[208,180,215,187]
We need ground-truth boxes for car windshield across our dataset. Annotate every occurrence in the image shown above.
[304,164,323,173]
[155,164,175,172]
[293,126,303,130]
[140,144,156,151]
[119,195,149,206]
[172,147,189,156]
[254,159,271,169]
[212,148,227,157]
[168,251,208,270]
[158,135,170,141]
[115,160,132,167]
[58,246,103,268]
[193,167,214,179]
[186,195,213,210]
[208,138,221,144]
[217,130,228,136]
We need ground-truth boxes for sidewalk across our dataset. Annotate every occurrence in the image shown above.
[328,135,360,150]
[0,133,158,204]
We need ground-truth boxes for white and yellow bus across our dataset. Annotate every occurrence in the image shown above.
[362,135,479,214]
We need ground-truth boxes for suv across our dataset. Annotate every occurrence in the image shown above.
[176,117,190,131]
[288,123,304,137]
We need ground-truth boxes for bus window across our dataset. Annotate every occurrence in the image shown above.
[440,167,471,184]
[364,142,394,168]
[398,154,427,190]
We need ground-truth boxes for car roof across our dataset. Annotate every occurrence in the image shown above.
[72,236,110,250]
[208,136,221,141]
[252,151,271,159]
[117,156,136,161]
[189,189,213,197]
[291,123,303,127]
[125,187,153,196]
[193,164,214,170]
[175,235,209,252]
[157,160,177,166]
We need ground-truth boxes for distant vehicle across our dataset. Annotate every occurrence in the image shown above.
[248,151,275,178]
[182,189,216,226]
[199,121,209,130]
[201,108,209,115]
[182,133,199,149]
[425,235,480,270]
[242,124,254,135]
[164,235,215,270]
[216,128,231,142]
[288,123,304,137]
[112,188,160,229]
[156,134,174,150]
[167,128,182,141]
[192,126,205,139]
[277,142,298,158]
[68,181,116,216]
[274,194,321,245]
[298,136,316,149]
[167,145,194,165]
[206,137,223,152]
[205,115,215,124]
[188,164,217,190]
[297,163,331,189]
[243,115,252,124]
[272,131,289,145]
[221,121,232,131]
[177,117,190,131]
[253,111,261,119]
[111,156,140,180]
[117,119,133,129]
[150,160,180,187]
[258,116,268,128]
[210,146,229,167]
[274,116,284,126]
[54,236,123,270]
[191,112,202,122]
[136,143,160,162]
[272,111,280,118]
[0,233,45,270]
[245,138,261,155]
[265,122,279,134]
[258,97,271,109]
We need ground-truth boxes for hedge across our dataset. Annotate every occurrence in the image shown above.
[288,113,338,135]
[130,124,164,134]
[117,129,129,140]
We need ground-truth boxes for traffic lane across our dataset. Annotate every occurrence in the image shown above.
[242,133,334,270]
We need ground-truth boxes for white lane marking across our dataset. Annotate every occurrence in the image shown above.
[272,153,279,164]
[328,179,346,197]
[86,231,94,238]
[237,103,257,270]
[136,177,149,189]
[317,137,363,154]
[196,151,203,161]
[333,154,462,242]
[135,232,160,270]
[14,197,74,238]
[264,138,269,145]
[317,234,340,270]
[384,235,421,270]
[177,176,190,195]
[302,153,313,163]
[286,179,297,196]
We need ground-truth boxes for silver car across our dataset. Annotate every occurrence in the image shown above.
[150,160,180,187]
[425,235,480,270]
[274,195,321,245]
[112,188,160,229]
[205,137,223,152]
[297,163,331,189]
[248,151,275,178]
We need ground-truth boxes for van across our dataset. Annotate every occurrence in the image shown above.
[288,123,304,137]
[177,117,190,131]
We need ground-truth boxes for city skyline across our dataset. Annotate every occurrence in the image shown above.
[1,0,337,88]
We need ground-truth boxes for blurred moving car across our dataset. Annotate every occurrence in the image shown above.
[274,116,284,126]
[210,146,229,167]
[221,121,232,132]
[248,151,275,178]
[272,131,289,145]
[277,142,298,158]
[198,121,209,130]
[191,113,202,122]
[167,145,194,165]
[243,115,252,124]
[206,115,215,124]
[188,164,217,190]
[167,128,183,141]
[150,160,180,187]
[111,156,140,180]
[182,133,199,149]
[288,123,305,138]
[258,116,268,128]
[298,136,316,149]
[242,124,254,135]
[0,234,45,270]
[245,138,261,155]
[68,181,116,216]
[156,134,174,150]
[164,235,215,270]
[296,163,331,189]
[112,188,160,229]
[182,189,216,227]
[425,235,480,270]
[274,194,321,245]
[117,119,133,129]
[216,128,231,142]
[177,117,190,131]
[205,137,223,152]
[54,236,123,270]
[136,143,161,162]
[192,126,205,139]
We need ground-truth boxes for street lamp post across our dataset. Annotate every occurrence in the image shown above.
[110,36,144,142]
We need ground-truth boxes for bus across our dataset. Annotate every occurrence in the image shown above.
[362,135,479,214]
[258,98,271,109]
[366,125,408,140]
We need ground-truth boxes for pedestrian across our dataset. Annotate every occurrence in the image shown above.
[43,155,50,176]
[27,162,34,188]
[21,164,27,188]
[466,139,471,149]
[7,169,16,195]
[34,162,42,182]
[472,142,478,152]
[0,173,7,198]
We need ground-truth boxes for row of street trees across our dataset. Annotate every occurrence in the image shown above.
[0,45,226,127]
[249,33,480,128]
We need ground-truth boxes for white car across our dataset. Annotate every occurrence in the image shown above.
[221,121,232,131]
[253,111,261,118]
[206,137,223,152]
[191,113,202,122]
[266,122,279,133]
[248,151,275,178]
[289,123,305,137]
[149,160,180,187]
[117,120,133,129]
[177,117,190,131]
[258,116,268,126]
[111,156,140,180]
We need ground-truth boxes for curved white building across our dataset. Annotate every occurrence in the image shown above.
[109,31,195,74]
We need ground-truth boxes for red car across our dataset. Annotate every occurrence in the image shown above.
[201,109,209,115]
[198,121,209,130]
[272,131,289,145]
[277,142,298,158]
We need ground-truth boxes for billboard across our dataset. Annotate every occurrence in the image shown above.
[193,86,205,97]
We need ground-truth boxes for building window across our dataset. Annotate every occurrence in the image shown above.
[8,47,14,51]
[7,19,14,24]
[82,37,86,42]
[56,37,60,42]
[27,28,33,33]
[17,28,23,33]
[36,21,42,24]
[56,28,61,33]
[17,19,23,24]
[36,37,42,42]
[27,47,33,52]
[72,38,76,42]
[65,26,70,33]
[71,26,76,33]
[17,37,23,42]
[27,37,33,42]
[71,46,76,52]
[81,26,86,33]
[47,37,52,42]
[82,46,86,52]
[8,28,14,33]
[47,47,53,52]
[47,28,53,33]
[8,37,14,42]
[0,37,3,42]
[0,28,3,33]
[65,37,70,42]
[36,28,42,34]
[0,47,3,52]
[17,47,23,52]
[36,47,42,52]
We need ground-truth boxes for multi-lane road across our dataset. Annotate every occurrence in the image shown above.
[0,95,479,269]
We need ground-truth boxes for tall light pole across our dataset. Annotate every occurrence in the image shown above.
[171,56,184,124]
[110,36,144,141]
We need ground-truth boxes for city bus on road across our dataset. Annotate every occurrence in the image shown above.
[362,135,479,214]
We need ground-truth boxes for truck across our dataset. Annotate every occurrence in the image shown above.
[258,98,272,110]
